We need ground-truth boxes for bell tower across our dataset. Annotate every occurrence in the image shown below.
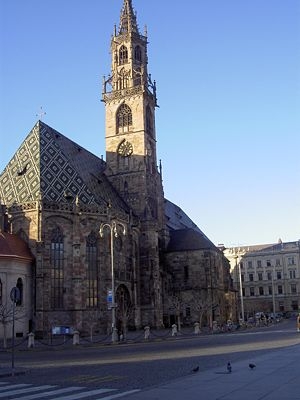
[102,0,165,327]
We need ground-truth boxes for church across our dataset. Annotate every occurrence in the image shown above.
[0,0,235,339]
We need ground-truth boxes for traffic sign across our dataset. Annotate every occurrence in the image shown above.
[10,287,20,303]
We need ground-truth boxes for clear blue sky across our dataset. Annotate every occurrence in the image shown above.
[1,0,299,247]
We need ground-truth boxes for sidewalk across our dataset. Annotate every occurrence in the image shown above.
[126,342,300,400]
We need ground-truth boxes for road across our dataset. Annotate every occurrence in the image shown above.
[0,319,299,399]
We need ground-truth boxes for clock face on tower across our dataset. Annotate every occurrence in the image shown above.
[117,140,133,157]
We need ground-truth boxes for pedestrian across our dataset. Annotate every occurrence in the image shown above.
[297,313,300,332]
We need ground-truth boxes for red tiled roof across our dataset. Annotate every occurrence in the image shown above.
[0,232,34,261]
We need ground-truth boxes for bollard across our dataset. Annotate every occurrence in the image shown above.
[73,330,80,345]
[144,326,150,340]
[28,332,35,348]
[171,324,177,336]
[194,322,200,335]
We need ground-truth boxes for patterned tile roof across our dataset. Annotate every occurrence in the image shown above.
[0,121,130,213]
[0,232,33,261]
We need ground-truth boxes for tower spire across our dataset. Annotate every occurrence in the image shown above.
[119,0,139,35]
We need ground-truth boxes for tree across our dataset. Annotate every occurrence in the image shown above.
[188,290,212,328]
[0,303,24,348]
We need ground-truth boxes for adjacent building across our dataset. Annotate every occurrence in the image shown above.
[224,240,300,319]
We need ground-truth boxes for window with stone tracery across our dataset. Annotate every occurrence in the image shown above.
[50,227,64,309]
[86,232,98,308]
[134,45,142,62]
[117,68,129,90]
[146,105,153,136]
[119,45,128,65]
[117,104,132,133]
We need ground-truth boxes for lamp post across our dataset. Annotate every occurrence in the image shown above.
[234,255,244,323]
[237,260,245,322]
[99,220,126,343]
[271,265,276,316]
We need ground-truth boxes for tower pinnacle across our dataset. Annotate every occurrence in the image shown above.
[119,0,139,35]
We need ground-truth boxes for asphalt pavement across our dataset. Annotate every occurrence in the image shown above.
[125,339,300,400]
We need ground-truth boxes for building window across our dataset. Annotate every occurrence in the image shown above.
[241,273,244,282]
[134,45,142,62]
[16,278,23,306]
[257,260,262,268]
[86,232,98,308]
[259,286,264,295]
[247,261,253,268]
[278,285,283,294]
[50,227,64,309]
[289,270,296,279]
[291,284,297,294]
[268,286,272,295]
[266,260,271,267]
[146,105,153,136]
[240,262,243,269]
[117,104,132,133]
[184,266,189,281]
[258,272,263,281]
[119,45,128,65]
[275,258,280,266]
[288,256,295,265]
[276,271,282,280]
[242,287,245,297]
[291,300,298,310]
[250,287,255,296]
[279,301,284,311]
[186,307,191,317]
[249,273,254,282]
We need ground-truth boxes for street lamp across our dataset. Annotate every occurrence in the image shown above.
[99,219,126,343]
[237,260,245,322]
[271,265,276,316]
[234,255,244,323]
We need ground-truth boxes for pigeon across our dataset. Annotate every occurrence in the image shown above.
[227,362,232,373]
[192,366,199,373]
[249,363,256,370]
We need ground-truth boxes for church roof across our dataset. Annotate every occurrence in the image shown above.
[165,199,202,233]
[0,121,130,213]
[0,232,33,261]
[166,228,217,252]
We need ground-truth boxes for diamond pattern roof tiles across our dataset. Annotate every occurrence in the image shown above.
[0,121,129,213]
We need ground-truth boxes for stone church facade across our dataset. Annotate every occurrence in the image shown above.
[0,0,235,338]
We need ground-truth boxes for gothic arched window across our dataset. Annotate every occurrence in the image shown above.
[117,104,132,133]
[119,45,128,65]
[134,45,142,62]
[50,227,64,309]
[16,278,23,306]
[146,105,153,136]
[86,232,98,308]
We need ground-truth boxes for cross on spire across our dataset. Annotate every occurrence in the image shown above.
[36,106,46,121]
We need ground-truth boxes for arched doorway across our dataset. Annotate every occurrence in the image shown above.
[115,285,133,339]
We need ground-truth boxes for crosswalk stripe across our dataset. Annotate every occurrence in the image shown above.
[9,387,85,400]
[0,384,31,391]
[50,388,116,400]
[98,390,141,400]
[0,385,54,398]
